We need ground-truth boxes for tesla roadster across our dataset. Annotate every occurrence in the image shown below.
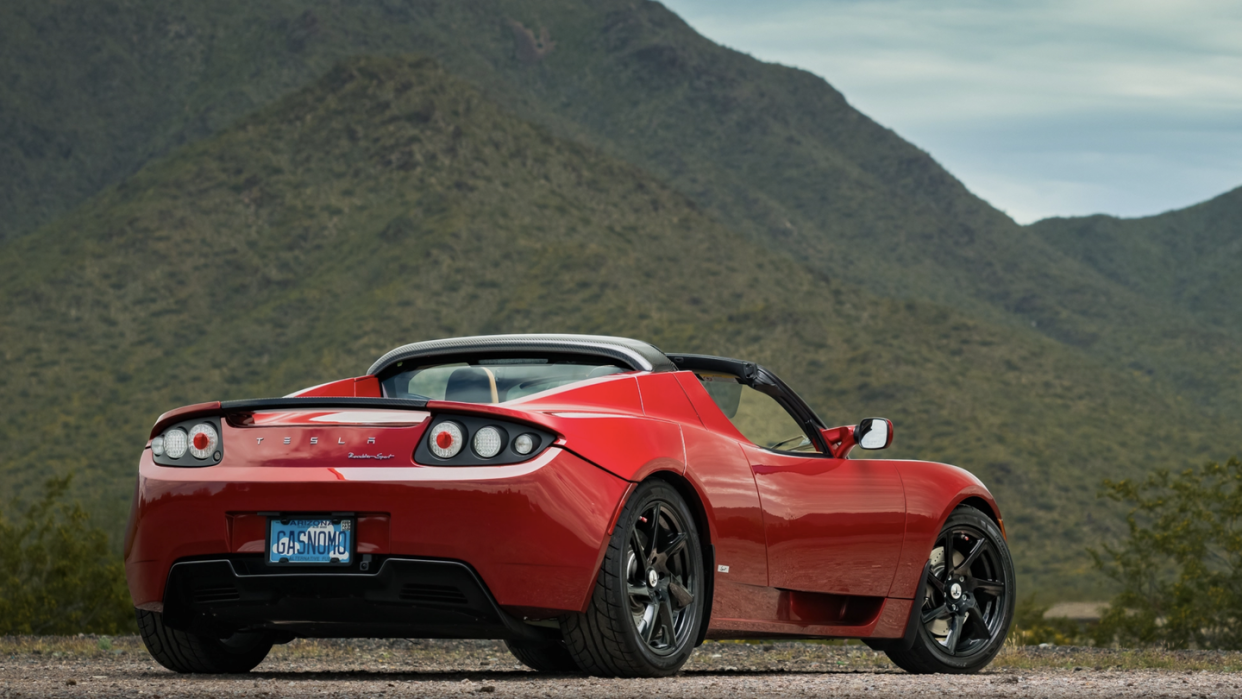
[124,334,1014,676]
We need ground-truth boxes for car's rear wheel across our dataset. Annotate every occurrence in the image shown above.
[504,639,580,672]
[885,506,1015,674]
[136,609,273,674]
[562,480,704,677]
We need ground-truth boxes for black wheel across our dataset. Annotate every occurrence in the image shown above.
[886,506,1015,674]
[562,480,704,677]
[504,639,581,672]
[136,609,273,674]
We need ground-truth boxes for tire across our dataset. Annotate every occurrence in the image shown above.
[885,506,1016,674]
[562,480,705,677]
[504,639,581,672]
[136,609,273,674]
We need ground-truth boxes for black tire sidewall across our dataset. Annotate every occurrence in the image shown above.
[504,639,580,673]
[137,609,273,674]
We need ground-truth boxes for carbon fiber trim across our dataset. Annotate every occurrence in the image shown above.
[220,397,430,411]
[366,334,675,376]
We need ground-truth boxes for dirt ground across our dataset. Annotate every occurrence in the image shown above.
[3,637,1241,698]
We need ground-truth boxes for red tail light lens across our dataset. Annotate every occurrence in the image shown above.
[188,423,219,460]
[429,421,464,459]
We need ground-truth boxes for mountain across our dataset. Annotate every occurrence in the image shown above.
[1030,186,1242,333]
[1,55,1235,599]
[6,1,1241,424]
[3,0,1240,599]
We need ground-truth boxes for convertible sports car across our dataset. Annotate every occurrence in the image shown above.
[124,334,1014,677]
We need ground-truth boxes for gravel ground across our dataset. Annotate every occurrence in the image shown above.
[3,638,1241,698]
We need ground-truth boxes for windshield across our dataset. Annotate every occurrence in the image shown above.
[380,357,628,404]
[697,374,821,454]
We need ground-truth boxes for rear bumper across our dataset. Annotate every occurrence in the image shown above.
[125,446,630,622]
[162,557,556,640]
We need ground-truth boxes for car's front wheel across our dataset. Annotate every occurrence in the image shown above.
[137,609,273,674]
[562,479,704,677]
[885,506,1015,674]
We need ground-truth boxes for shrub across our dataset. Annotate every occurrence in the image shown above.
[0,475,135,635]
[1011,594,1087,646]
[1092,456,1242,649]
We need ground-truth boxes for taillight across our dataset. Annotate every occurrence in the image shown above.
[513,433,535,455]
[188,423,219,460]
[472,426,505,458]
[164,428,189,459]
[150,418,223,467]
[416,415,552,466]
[429,421,464,459]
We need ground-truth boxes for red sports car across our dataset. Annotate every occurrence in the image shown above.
[124,334,1014,676]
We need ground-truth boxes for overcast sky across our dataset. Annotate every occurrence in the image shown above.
[662,0,1242,223]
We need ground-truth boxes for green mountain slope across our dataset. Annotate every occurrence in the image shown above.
[0,56,1234,597]
[5,1,1240,426]
[1030,187,1242,332]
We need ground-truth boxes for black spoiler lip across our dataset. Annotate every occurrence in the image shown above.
[150,397,430,439]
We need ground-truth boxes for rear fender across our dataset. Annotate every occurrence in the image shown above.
[427,376,686,482]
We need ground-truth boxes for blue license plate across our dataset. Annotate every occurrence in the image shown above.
[268,517,353,565]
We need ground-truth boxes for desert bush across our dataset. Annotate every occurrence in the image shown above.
[0,475,135,634]
[1092,456,1242,649]
[1010,594,1088,646]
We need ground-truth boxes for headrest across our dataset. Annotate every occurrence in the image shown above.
[444,367,496,404]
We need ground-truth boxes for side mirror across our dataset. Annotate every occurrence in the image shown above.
[855,417,893,450]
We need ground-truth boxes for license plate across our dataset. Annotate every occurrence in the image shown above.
[268,517,353,565]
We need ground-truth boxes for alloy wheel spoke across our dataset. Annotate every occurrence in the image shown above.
[669,580,694,609]
[648,503,663,561]
[965,609,991,638]
[939,532,954,584]
[663,532,688,559]
[927,569,945,593]
[973,579,1005,596]
[945,613,967,655]
[921,604,951,624]
[657,597,677,644]
[631,529,649,562]
[642,608,658,643]
[954,539,989,577]
[628,585,652,599]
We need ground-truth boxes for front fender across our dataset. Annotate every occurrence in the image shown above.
[888,460,1003,599]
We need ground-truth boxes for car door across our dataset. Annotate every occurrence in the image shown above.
[695,374,907,598]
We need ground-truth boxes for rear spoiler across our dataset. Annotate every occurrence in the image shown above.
[150,397,429,439]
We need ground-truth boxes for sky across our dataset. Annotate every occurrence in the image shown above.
[661,0,1242,223]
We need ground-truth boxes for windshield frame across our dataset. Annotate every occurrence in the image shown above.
[667,353,830,457]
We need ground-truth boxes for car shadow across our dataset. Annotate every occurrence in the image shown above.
[125,668,904,682]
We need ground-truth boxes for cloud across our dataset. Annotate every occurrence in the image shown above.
[663,0,1242,221]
